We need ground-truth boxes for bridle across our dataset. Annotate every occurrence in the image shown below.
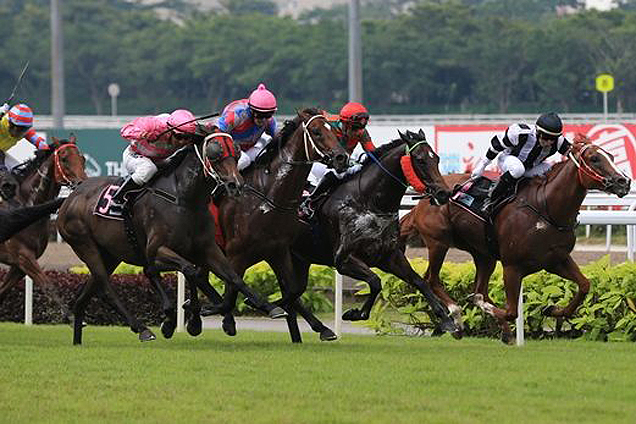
[53,143,83,188]
[567,143,623,190]
[281,114,337,166]
[193,131,239,195]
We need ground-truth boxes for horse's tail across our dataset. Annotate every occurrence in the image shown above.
[0,197,64,242]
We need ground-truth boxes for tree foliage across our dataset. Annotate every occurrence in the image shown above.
[1,0,634,115]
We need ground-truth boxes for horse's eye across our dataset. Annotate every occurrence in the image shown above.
[591,155,601,164]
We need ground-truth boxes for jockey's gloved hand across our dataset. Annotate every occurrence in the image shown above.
[471,158,490,179]
[0,103,9,115]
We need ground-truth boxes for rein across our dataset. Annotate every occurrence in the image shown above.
[281,114,331,166]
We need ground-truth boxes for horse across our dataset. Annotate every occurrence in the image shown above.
[197,108,349,340]
[399,135,631,343]
[0,136,87,315]
[57,128,286,345]
[231,129,453,342]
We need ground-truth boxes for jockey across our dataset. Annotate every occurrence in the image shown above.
[216,83,277,171]
[298,102,376,221]
[0,103,49,199]
[111,109,198,207]
[0,103,49,169]
[471,112,571,214]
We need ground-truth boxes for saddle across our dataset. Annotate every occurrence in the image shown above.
[450,176,521,222]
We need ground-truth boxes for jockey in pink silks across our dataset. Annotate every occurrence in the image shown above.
[111,109,198,207]
[216,83,278,171]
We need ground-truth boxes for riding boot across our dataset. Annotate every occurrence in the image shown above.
[481,171,516,214]
[110,176,141,208]
[298,172,339,222]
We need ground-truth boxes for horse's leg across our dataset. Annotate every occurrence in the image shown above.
[421,240,463,336]
[268,251,307,343]
[544,255,590,318]
[201,244,287,319]
[378,250,457,334]
[335,254,383,321]
[182,269,205,337]
[484,265,522,345]
[470,253,498,315]
[0,266,26,304]
[72,243,155,343]
[195,273,237,336]
[288,255,337,341]
[143,266,178,339]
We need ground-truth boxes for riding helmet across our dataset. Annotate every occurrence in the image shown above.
[248,83,277,113]
[7,104,34,128]
[535,112,563,137]
[339,102,369,128]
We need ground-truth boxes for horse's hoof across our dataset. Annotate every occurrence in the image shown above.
[268,307,287,319]
[222,316,237,336]
[451,329,463,340]
[161,320,176,339]
[187,316,203,337]
[320,329,338,341]
[440,319,458,334]
[139,329,156,342]
[342,309,362,321]
[542,305,556,316]
[500,332,514,345]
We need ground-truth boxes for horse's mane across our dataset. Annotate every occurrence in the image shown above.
[11,149,54,180]
[254,107,323,166]
[542,133,589,182]
[359,138,405,169]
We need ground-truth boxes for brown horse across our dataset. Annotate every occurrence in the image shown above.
[400,136,631,343]
[197,109,349,340]
[0,136,87,314]
[57,129,285,345]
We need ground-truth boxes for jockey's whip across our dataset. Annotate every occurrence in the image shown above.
[5,61,30,106]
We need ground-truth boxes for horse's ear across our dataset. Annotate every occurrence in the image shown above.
[405,130,416,139]
[69,133,77,144]
[573,133,588,144]
[418,129,427,140]
[397,130,407,141]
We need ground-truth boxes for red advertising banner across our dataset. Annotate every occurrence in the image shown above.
[433,123,636,178]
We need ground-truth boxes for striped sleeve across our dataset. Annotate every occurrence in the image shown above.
[217,111,235,133]
[557,137,571,155]
[24,129,47,149]
[361,129,376,151]
[486,124,523,160]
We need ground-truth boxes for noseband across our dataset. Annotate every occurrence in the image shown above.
[194,132,238,195]
[53,143,82,188]
[568,144,625,190]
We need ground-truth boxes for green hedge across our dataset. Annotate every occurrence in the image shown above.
[1,263,335,325]
[360,256,636,342]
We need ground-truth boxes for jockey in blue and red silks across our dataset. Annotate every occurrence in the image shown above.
[216,83,278,172]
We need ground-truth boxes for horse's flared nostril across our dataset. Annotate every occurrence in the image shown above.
[436,189,450,205]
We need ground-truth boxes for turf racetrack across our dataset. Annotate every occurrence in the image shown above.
[0,323,634,424]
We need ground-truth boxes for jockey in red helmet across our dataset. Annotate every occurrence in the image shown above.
[216,83,278,172]
[298,102,376,222]
[112,109,198,209]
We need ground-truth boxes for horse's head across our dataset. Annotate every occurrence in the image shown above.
[199,128,243,197]
[569,134,631,197]
[297,108,348,173]
[49,134,87,189]
[399,129,451,205]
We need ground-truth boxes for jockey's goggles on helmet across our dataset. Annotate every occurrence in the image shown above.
[347,112,369,130]
[252,110,275,120]
[8,121,29,137]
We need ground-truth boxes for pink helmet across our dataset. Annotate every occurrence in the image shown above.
[168,109,196,133]
[248,83,277,113]
[8,104,34,128]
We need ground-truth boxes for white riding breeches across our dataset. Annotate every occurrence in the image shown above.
[308,161,362,186]
[497,154,552,179]
[238,136,272,171]
[123,145,158,185]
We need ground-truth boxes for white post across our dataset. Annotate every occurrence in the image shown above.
[177,273,185,332]
[585,206,590,238]
[515,283,524,346]
[335,272,343,336]
[24,276,33,325]
[603,91,608,122]
[606,224,612,252]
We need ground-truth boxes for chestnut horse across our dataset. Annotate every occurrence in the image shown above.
[197,109,349,340]
[57,129,285,345]
[0,136,87,314]
[400,136,631,343]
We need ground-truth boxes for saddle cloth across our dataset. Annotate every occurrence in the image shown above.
[94,182,125,220]
[450,176,495,222]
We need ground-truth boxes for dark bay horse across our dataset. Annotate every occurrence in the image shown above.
[199,108,349,340]
[0,136,87,312]
[400,136,631,343]
[57,130,285,345]
[276,130,457,342]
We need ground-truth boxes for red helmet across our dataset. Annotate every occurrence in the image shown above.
[339,102,369,129]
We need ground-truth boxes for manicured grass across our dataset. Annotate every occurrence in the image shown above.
[0,323,635,424]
